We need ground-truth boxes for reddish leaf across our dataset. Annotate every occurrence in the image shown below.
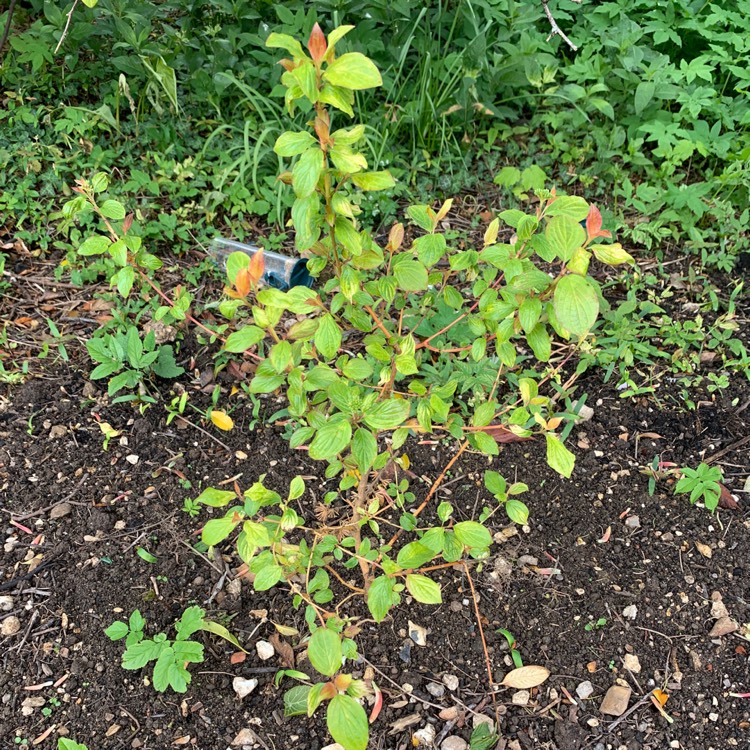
[369,683,383,724]
[248,249,265,285]
[308,22,327,63]
[268,633,295,669]
[718,484,740,510]
[468,424,533,444]
[234,267,252,298]
[123,213,133,234]
[585,204,612,240]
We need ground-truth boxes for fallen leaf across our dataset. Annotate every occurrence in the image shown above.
[210,410,234,431]
[652,688,669,707]
[268,633,294,669]
[501,665,550,689]
[388,713,421,734]
[598,526,611,543]
[272,622,299,637]
[718,484,740,510]
[466,424,532,443]
[369,683,383,724]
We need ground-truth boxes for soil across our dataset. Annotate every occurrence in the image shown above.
[1,255,749,750]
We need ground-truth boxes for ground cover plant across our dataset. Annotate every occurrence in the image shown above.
[1,4,750,750]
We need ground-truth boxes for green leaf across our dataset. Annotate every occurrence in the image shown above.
[136,547,157,564]
[414,233,447,267]
[265,32,305,58]
[484,470,507,497]
[121,638,163,670]
[545,434,575,478]
[545,216,585,262]
[545,196,589,222]
[352,428,377,473]
[309,418,352,460]
[396,541,437,569]
[330,145,368,174]
[254,563,284,591]
[58,740,89,750]
[324,52,382,90]
[367,575,400,622]
[293,148,323,198]
[308,627,342,677]
[454,521,492,550]
[79,234,111,256]
[202,515,240,546]
[526,323,551,362]
[105,620,129,641]
[591,243,635,266]
[114,266,135,298]
[274,130,318,157]
[225,326,266,353]
[291,194,321,251]
[153,646,191,692]
[393,258,428,292]
[289,476,305,501]
[284,684,311,716]
[200,619,248,653]
[350,170,396,191]
[315,314,341,360]
[518,297,542,334]
[405,574,442,604]
[634,80,656,115]
[195,488,236,507]
[363,398,410,431]
[327,694,369,750]
[406,205,434,232]
[505,499,529,525]
[472,430,499,456]
[553,275,599,336]
[100,199,126,220]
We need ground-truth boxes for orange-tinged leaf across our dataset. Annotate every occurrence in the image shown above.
[501,665,550,689]
[308,22,327,63]
[598,526,612,543]
[248,249,265,285]
[210,410,234,431]
[369,683,383,724]
[586,204,611,240]
[388,223,404,251]
[652,689,669,706]
[320,682,337,700]
[235,267,252,298]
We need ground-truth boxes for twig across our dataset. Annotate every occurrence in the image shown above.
[541,0,579,52]
[0,0,18,58]
[606,690,654,732]
[464,563,496,699]
[54,0,79,54]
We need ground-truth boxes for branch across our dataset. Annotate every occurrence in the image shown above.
[0,0,18,58]
[54,0,79,55]
[542,0,579,52]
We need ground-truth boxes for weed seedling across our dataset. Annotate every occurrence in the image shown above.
[674,463,723,511]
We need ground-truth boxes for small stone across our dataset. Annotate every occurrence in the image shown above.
[441,737,468,750]
[517,555,539,567]
[399,642,412,663]
[50,502,72,519]
[512,690,530,706]
[600,685,631,716]
[21,696,45,716]
[439,706,459,721]
[576,681,594,699]
[709,712,719,722]
[321,744,345,750]
[1,616,21,636]
[695,541,712,559]
[408,620,427,646]
[414,724,436,746]
[0,596,13,612]
[472,713,494,731]
[256,640,275,660]
[623,654,641,673]
[125,454,139,465]
[709,617,738,637]
[587,718,600,728]
[661,532,674,543]
[442,674,459,691]
[710,598,729,620]
[426,682,445,698]
[49,425,67,439]
[622,604,638,620]
[625,515,640,529]
[232,728,256,746]
[577,404,595,421]
[232,677,258,699]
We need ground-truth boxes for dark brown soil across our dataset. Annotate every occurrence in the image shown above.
[2,355,749,750]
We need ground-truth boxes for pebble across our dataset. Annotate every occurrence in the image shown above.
[710,596,729,619]
[426,682,445,698]
[511,690,530,706]
[50,502,72,519]
[441,737,468,750]
[599,685,632,716]
[625,515,641,529]
[408,620,427,646]
[232,729,256,746]
[709,712,719,722]
[622,604,638,620]
[321,744,345,750]
[576,681,594,699]
[443,674,459,691]
[414,725,436,746]
[0,596,13,612]
[232,677,258,699]
[709,617,738,637]
[472,713,494,730]
[49,425,67,439]
[1,616,21,636]
[623,654,641,673]
[125,454,139,465]
[256,640,275,660]
[439,706,459,721]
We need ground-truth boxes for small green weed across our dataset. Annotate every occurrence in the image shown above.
[674,463,723,512]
